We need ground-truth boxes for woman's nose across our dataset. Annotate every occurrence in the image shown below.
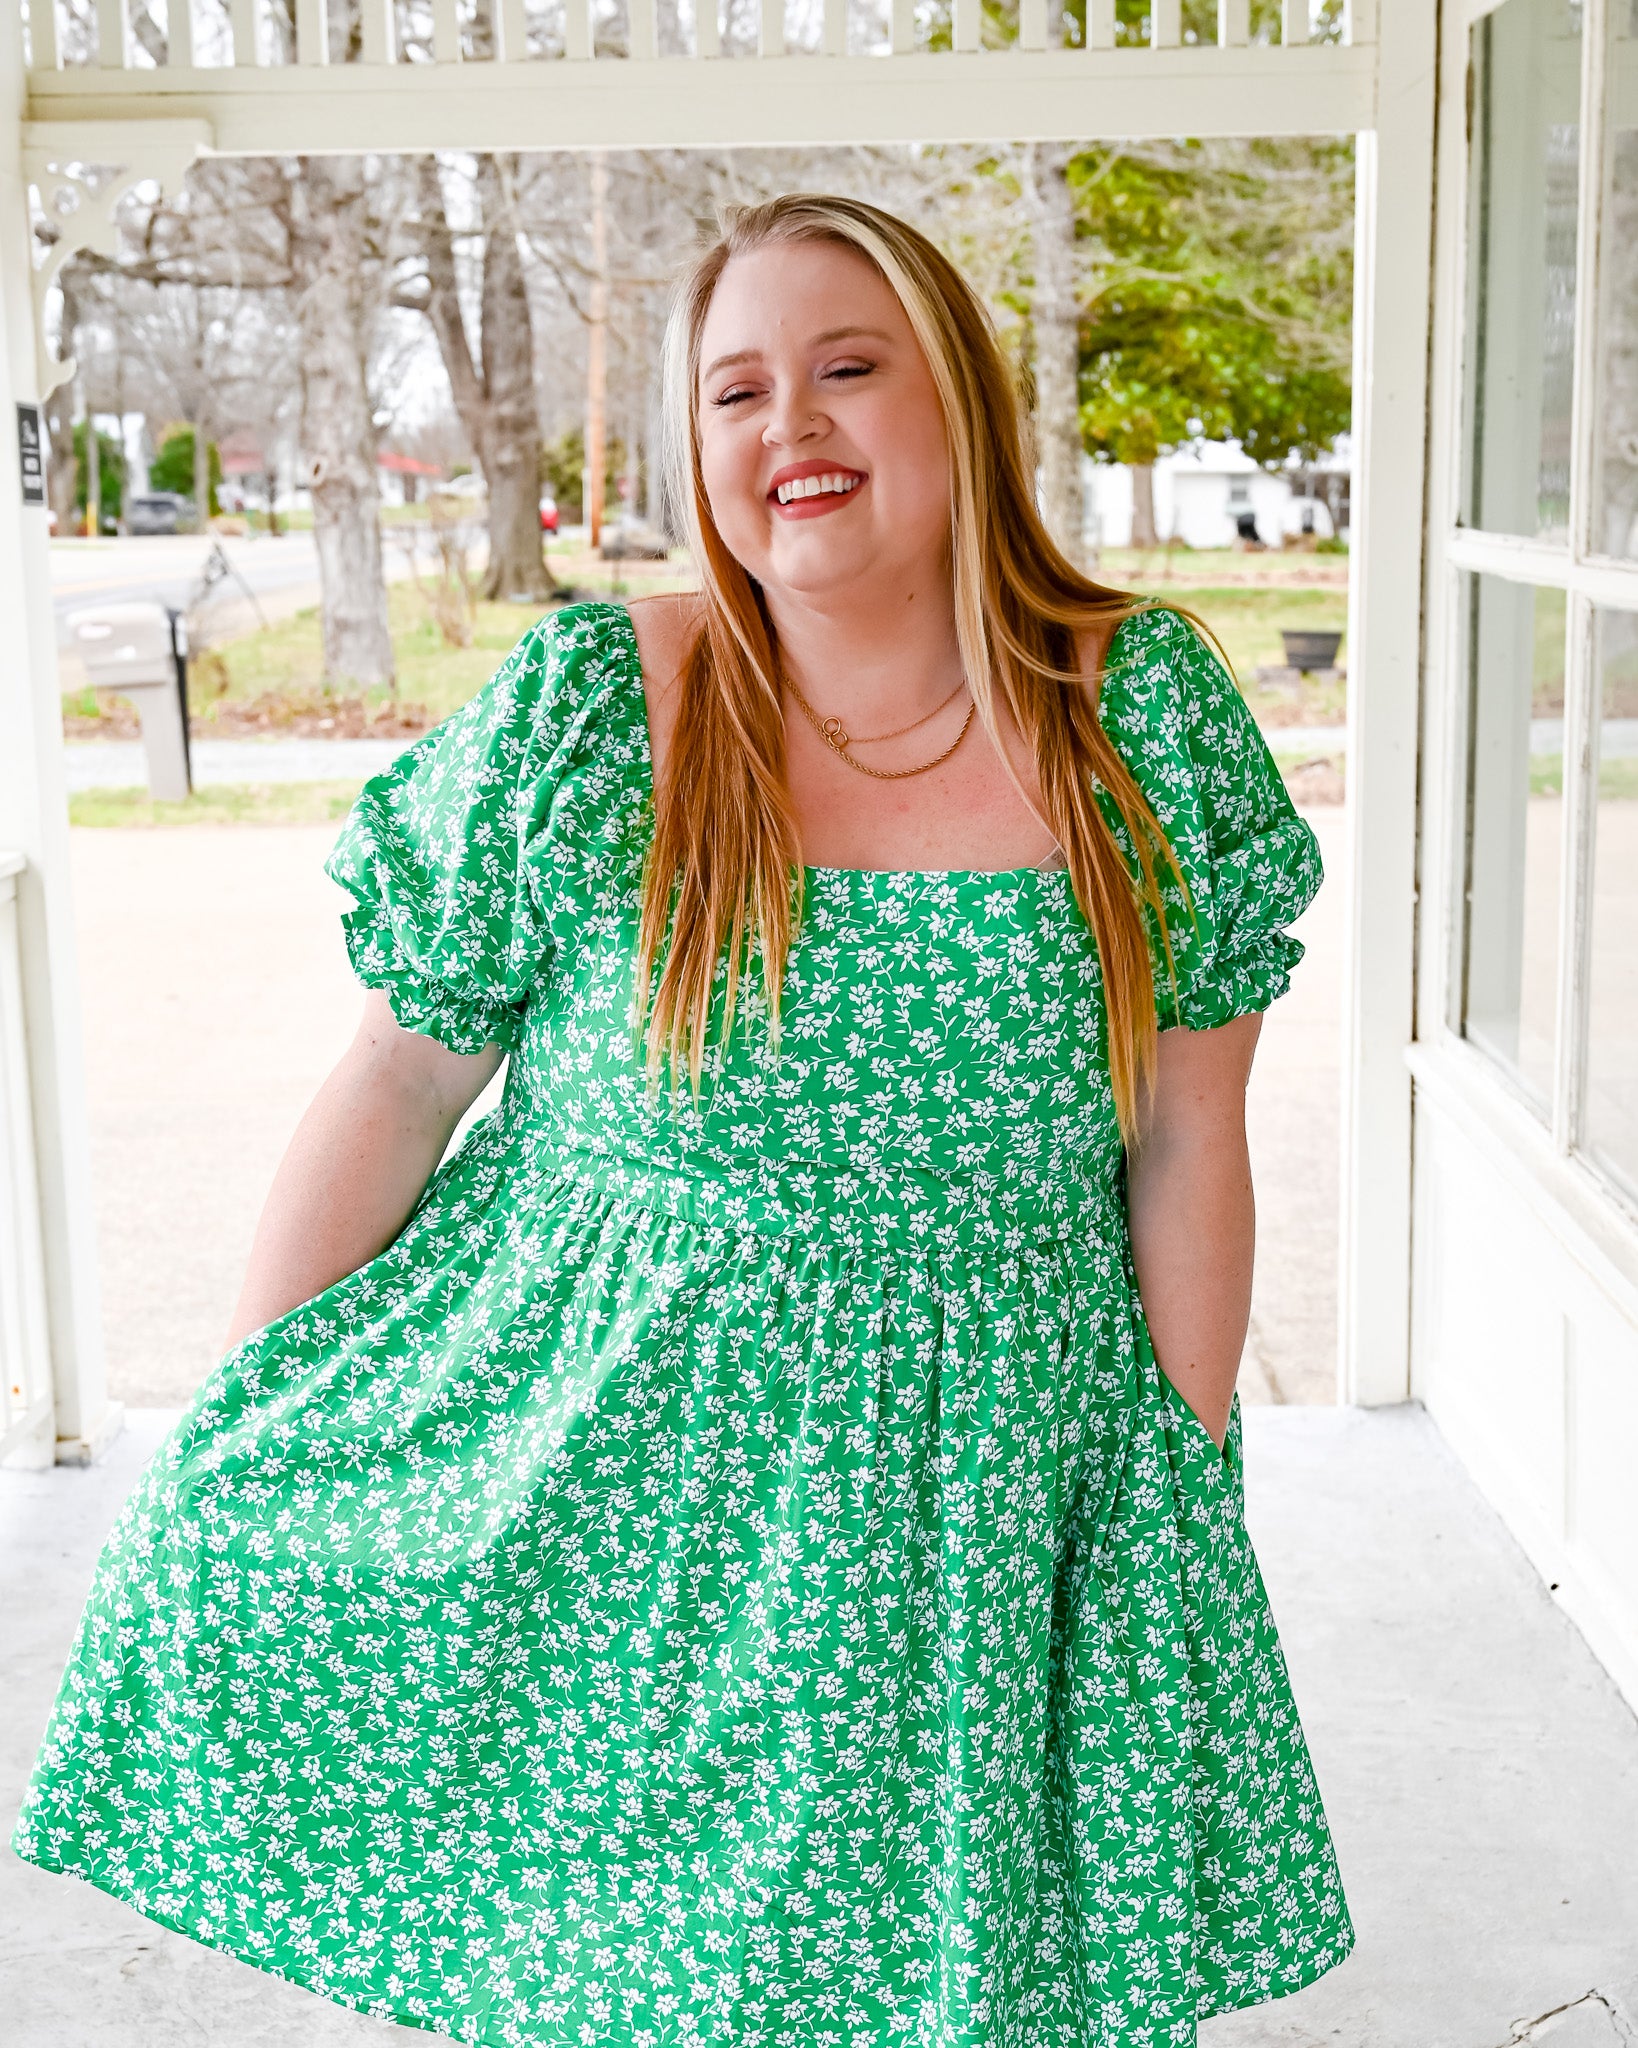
[761,384,825,450]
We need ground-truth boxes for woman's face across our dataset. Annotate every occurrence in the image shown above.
[694,239,953,609]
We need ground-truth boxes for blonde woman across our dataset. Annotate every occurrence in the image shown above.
[14,196,1354,2043]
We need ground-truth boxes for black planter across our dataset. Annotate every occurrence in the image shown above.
[1280,629,1344,673]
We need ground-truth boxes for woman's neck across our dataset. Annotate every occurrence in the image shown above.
[762,577,965,721]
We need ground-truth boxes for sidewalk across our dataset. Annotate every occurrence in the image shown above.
[4,1402,1635,2045]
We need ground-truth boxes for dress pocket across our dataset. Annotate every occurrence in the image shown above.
[1156,1365,1241,1484]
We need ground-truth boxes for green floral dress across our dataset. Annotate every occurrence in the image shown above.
[12,598,1354,2045]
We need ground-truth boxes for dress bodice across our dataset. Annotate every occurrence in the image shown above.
[322,599,1322,1262]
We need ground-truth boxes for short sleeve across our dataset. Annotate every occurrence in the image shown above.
[322,606,597,1055]
[1095,604,1324,1032]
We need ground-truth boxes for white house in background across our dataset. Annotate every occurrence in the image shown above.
[1085,436,1352,550]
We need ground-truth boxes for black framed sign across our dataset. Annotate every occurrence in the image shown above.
[16,403,45,506]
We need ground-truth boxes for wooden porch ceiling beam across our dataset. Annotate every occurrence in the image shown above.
[23,45,1376,156]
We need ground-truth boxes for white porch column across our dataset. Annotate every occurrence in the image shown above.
[0,17,120,1464]
[1336,0,1440,1405]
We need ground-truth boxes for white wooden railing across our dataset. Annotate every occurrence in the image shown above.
[16,0,1379,156]
[0,851,54,1471]
[22,0,1372,73]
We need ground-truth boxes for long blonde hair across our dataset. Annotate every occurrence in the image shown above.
[637,192,1217,1143]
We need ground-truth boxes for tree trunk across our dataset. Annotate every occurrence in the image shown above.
[45,381,77,529]
[81,386,100,538]
[415,154,554,603]
[1130,462,1159,549]
[288,158,395,690]
[192,419,210,527]
[475,156,550,601]
[1022,142,1086,574]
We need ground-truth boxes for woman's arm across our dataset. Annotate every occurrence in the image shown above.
[220,988,506,1353]
[1124,1010,1264,1449]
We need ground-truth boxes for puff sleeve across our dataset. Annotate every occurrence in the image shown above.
[322,612,569,1055]
[1096,603,1324,1033]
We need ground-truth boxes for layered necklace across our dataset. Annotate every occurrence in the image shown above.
[782,667,975,781]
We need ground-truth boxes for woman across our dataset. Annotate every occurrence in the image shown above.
[13,195,1354,2043]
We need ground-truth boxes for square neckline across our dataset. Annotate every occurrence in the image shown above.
[606,598,1130,889]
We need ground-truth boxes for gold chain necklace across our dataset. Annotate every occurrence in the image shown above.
[783,670,975,782]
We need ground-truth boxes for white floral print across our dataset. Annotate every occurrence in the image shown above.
[12,598,1353,2047]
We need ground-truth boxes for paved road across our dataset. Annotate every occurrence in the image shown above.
[52,532,436,663]
[63,736,418,792]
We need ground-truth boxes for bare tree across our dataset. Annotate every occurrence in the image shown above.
[286,158,396,687]
[1020,142,1087,571]
[400,154,554,601]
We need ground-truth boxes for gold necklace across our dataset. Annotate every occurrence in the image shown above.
[783,671,976,781]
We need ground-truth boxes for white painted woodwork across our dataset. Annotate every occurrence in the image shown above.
[0,13,121,1469]
[1086,0,1114,48]
[20,49,1378,154]
[361,0,395,64]
[1218,0,1248,44]
[0,854,54,1470]
[1411,0,1638,1719]
[167,0,193,73]
[297,0,328,65]
[821,0,845,57]
[96,0,122,68]
[230,0,256,66]
[1336,0,1438,1408]
[432,0,460,61]
[28,0,55,69]
[696,0,719,58]
[760,0,784,58]
[627,0,656,64]
[1151,0,1180,50]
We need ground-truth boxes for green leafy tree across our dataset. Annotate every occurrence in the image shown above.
[73,421,125,526]
[1071,138,1354,538]
[150,426,222,516]
[540,427,626,527]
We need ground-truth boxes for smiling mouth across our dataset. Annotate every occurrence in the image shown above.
[772,471,864,507]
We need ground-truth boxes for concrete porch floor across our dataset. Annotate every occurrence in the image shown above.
[3,1402,1636,2047]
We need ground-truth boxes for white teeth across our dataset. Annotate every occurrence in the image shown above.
[776,472,861,506]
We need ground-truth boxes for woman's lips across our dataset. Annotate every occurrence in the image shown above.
[769,473,869,522]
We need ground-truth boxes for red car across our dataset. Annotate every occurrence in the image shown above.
[539,494,559,533]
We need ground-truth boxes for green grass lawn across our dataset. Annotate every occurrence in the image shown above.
[194,586,552,726]
[68,780,369,828]
[63,544,1352,822]
[1529,755,1638,799]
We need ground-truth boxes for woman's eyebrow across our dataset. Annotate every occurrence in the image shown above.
[700,326,895,381]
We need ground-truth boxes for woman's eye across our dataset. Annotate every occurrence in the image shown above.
[712,386,757,407]
[825,363,874,382]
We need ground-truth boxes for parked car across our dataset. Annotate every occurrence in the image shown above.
[539,493,559,534]
[126,491,196,536]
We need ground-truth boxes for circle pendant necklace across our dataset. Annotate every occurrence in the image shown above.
[783,671,975,781]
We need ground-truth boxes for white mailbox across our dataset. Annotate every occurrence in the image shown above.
[66,602,191,803]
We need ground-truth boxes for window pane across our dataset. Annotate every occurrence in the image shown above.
[1463,0,1582,544]
[1585,607,1638,1198]
[1462,574,1568,1108]
[1593,5,1638,557]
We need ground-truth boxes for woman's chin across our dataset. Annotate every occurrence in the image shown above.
[756,538,900,605]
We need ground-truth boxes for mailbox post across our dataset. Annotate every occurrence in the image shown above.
[65,602,193,802]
